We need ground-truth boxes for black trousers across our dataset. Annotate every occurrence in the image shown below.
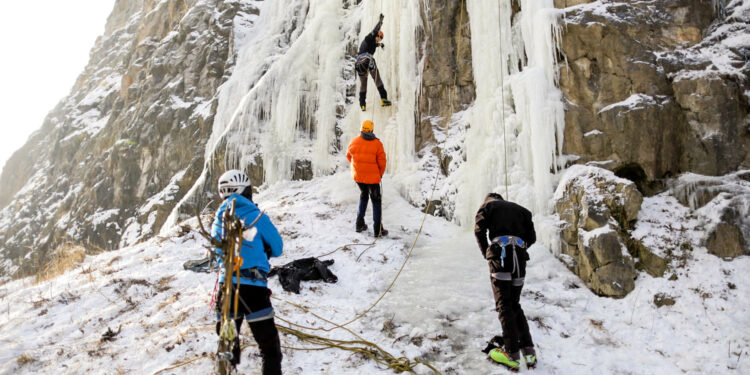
[216,284,282,375]
[489,248,533,354]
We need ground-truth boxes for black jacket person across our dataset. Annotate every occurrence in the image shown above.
[475,193,537,370]
[355,14,391,111]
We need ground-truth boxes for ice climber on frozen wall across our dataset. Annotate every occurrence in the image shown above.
[211,169,284,375]
[356,13,392,111]
[346,120,389,237]
[475,193,537,371]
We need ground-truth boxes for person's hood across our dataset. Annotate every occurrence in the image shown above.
[484,193,504,203]
[361,131,378,140]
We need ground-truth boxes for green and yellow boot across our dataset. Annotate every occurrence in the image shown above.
[361,105,366,111]
[381,99,392,107]
[489,348,520,372]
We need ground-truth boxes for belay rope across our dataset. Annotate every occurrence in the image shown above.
[369,0,385,120]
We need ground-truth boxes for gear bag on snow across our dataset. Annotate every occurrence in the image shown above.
[268,257,338,294]
[183,255,219,273]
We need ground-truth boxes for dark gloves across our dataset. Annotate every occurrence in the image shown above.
[378,42,385,49]
[380,13,384,21]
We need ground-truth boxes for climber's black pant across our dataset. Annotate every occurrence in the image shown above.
[357,57,387,107]
[489,247,533,355]
[216,284,282,375]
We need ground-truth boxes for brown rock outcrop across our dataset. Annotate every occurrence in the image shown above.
[555,165,643,298]
[558,1,749,193]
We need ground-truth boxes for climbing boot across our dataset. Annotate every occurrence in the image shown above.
[356,223,368,233]
[522,347,537,368]
[374,226,389,237]
[489,348,520,372]
[361,105,366,111]
[381,99,392,107]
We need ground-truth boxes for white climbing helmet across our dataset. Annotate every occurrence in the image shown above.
[217,169,251,199]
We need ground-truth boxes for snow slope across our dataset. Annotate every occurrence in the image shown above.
[2,175,748,374]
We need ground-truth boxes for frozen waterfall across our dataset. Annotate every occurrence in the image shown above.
[451,0,564,237]
[165,0,565,245]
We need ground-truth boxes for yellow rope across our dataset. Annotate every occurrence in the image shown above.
[369,0,380,120]
[277,325,437,374]
[152,356,204,375]
[318,241,376,259]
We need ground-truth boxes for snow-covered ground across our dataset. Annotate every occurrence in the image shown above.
[1,175,748,375]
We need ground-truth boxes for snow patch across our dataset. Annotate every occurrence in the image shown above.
[90,209,121,226]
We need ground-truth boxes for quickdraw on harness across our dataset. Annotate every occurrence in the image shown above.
[355,53,376,75]
[490,235,527,286]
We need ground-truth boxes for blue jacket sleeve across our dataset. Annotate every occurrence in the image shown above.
[258,214,283,258]
[211,205,225,255]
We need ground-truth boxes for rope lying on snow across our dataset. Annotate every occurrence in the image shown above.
[275,324,441,374]
[152,320,441,375]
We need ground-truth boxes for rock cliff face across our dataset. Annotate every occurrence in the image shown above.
[553,0,749,295]
[558,0,749,193]
[0,0,257,277]
[417,0,475,152]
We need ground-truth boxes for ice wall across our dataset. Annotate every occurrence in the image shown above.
[211,0,346,181]
[164,0,422,230]
[166,0,564,239]
[450,0,564,234]
[213,0,420,184]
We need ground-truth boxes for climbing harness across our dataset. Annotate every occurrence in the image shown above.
[489,235,527,286]
[356,53,376,75]
[238,267,267,282]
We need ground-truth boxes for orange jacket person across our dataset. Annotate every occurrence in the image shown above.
[346,120,388,237]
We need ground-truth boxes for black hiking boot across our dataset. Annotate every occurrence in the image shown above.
[374,226,388,237]
[381,99,392,107]
[356,223,368,233]
[359,92,367,111]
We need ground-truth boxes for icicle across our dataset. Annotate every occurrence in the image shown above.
[452,0,564,235]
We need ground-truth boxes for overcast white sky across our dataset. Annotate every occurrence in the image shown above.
[0,1,115,173]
